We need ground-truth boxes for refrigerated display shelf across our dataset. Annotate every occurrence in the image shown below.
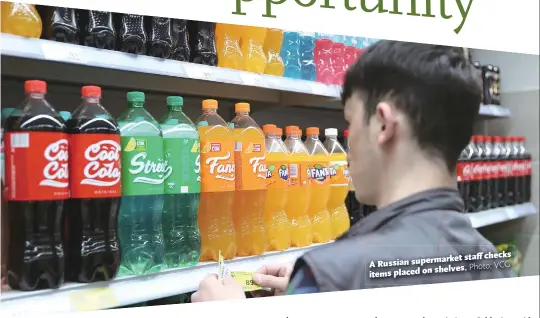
[0,244,326,316]
[0,34,513,118]
[468,202,536,228]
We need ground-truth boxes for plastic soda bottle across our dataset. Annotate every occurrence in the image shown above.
[323,128,350,239]
[263,29,285,76]
[304,127,332,243]
[299,32,316,81]
[159,96,201,268]
[240,26,267,73]
[262,125,291,251]
[4,80,68,290]
[284,126,312,247]
[196,100,236,261]
[231,103,267,256]
[215,23,244,70]
[1,2,42,38]
[65,86,121,283]
[117,92,166,276]
[281,32,302,79]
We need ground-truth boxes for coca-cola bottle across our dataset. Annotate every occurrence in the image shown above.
[457,137,474,211]
[515,136,529,204]
[509,137,521,206]
[479,136,493,210]
[502,136,516,206]
[490,136,506,208]
[519,137,532,203]
[468,135,483,212]
[65,85,121,283]
[4,80,68,291]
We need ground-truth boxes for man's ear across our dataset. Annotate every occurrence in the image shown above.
[374,101,397,145]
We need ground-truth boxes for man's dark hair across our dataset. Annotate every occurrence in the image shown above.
[341,41,482,172]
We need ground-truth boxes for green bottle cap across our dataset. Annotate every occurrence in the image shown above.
[127,91,145,104]
[1,108,16,119]
[166,96,184,107]
[197,121,209,127]
[59,111,71,121]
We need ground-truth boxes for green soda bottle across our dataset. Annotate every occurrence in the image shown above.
[117,91,167,276]
[159,96,201,268]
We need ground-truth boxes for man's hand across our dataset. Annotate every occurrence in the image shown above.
[251,263,293,297]
[191,274,246,302]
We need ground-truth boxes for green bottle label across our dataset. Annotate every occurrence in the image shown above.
[121,136,169,196]
[163,137,201,194]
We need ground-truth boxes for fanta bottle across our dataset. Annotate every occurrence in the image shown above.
[231,103,267,256]
[304,127,332,243]
[284,126,312,247]
[215,23,243,70]
[1,2,42,38]
[241,26,267,73]
[196,100,236,261]
[323,128,350,239]
[262,125,290,251]
[263,29,285,76]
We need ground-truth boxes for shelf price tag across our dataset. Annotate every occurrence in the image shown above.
[230,271,264,292]
[68,287,119,311]
[240,73,266,87]
[183,63,224,82]
[41,42,87,64]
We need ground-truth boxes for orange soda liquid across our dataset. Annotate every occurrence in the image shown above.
[263,28,285,76]
[196,99,236,261]
[323,128,350,239]
[215,23,243,70]
[262,125,291,251]
[1,2,42,38]
[304,127,332,243]
[240,26,267,73]
[284,126,312,247]
[231,103,267,256]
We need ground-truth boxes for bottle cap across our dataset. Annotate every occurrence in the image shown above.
[59,111,71,121]
[344,129,349,137]
[276,127,283,136]
[286,126,299,135]
[325,128,338,136]
[167,96,184,107]
[82,85,102,98]
[262,124,277,134]
[235,102,250,113]
[127,91,145,103]
[306,127,319,135]
[25,80,47,94]
[202,99,218,110]
[493,136,503,142]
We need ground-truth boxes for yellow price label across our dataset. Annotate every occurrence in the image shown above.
[69,287,119,311]
[230,271,263,292]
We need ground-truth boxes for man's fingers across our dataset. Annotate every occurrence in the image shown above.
[252,273,287,290]
[255,264,289,276]
[191,291,201,302]
[222,275,239,286]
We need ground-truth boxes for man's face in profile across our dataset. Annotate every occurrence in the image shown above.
[344,92,380,205]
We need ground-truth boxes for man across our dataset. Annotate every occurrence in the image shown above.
[191,41,514,302]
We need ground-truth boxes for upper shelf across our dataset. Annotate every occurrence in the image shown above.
[0,34,512,117]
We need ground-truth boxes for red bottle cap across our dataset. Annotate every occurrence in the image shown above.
[24,80,47,94]
[344,129,349,137]
[81,85,102,98]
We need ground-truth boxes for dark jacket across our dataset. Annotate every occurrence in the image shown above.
[293,188,515,292]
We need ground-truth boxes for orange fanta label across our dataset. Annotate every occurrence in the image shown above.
[199,126,235,192]
[308,161,331,187]
[266,159,289,189]
[328,159,349,186]
[234,132,266,191]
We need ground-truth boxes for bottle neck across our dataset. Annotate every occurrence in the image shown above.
[129,102,144,108]
[235,111,249,117]
[27,92,45,99]
[308,134,319,140]
[168,105,183,111]
[287,133,299,140]
[83,96,100,104]
[203,109,217,115]
[326,135,337,142]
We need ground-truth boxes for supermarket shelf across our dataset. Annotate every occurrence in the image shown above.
[468,203,537,228]
[0,34,340,106]
[0,243,326,316]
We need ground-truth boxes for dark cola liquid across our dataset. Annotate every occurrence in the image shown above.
[4,114,65,291]
[64,116,121,283]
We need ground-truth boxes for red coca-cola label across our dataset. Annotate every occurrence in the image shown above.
[5,131,69,201]
[490,161,500,179]
[512,159,526,177]
[525,159,532,176]
[69,134,121,199]
[498,160,511,178]
[471,161,483,181]
[458,162,473,182]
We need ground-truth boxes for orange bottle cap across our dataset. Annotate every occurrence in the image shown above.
[306,127,319,135]
[82,85,102,98]
[275,127,283,136]
[25,80,47,94]
[262,124,277,133]
[202,99,218,109]
[286,125,300,135]
[235,102,250,113]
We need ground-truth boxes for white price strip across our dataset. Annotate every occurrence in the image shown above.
[240,73,266,87]
[41,42,87,64]
[505,206,519,220]
[68,287,119,311]
[183,64,226,83]
[309,82,339,97]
